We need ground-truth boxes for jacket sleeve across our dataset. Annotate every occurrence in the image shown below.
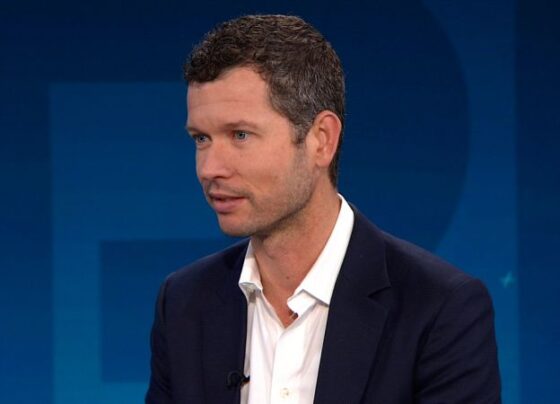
[145,279,173,404]
[414,278,502,403]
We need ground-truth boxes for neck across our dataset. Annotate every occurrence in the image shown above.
[251,184,341,305]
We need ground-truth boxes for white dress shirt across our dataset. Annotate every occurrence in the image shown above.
[238,196,355,404]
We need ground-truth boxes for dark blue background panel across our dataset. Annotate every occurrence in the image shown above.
[517,0,560,403]
[338,1,468,251]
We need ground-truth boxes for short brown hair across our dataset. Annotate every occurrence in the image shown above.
[184,14,345,186]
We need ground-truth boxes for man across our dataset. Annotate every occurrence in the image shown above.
[146,15,501,404]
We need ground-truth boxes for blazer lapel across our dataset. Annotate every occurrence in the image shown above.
[201,243,249,404]
[314,210,392,404]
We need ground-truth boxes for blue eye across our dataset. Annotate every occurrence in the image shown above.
[192,134,209,144]
[234,131,249,141]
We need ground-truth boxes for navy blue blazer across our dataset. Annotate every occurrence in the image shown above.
[146,208,501,403]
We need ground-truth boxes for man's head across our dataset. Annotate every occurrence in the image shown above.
[184,14,345,186]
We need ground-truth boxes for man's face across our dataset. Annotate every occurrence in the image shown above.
[186,67,317,237]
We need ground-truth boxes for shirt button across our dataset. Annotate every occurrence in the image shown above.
[280,387,290,398]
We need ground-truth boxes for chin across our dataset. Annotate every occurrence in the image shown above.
[218,221,253,238]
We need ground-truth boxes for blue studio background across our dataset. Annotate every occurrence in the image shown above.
[1,0,559,403]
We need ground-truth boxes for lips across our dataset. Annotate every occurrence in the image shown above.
[207,193,245,214]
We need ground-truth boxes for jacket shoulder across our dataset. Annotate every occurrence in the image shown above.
[382,231,474,293]
[161,239,248,304]
[350,207,476,295]
[378,229,494,332]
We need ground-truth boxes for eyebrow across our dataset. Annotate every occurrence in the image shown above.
[185,120,260,135]
[222,120,260,131]
[184,124,197,135]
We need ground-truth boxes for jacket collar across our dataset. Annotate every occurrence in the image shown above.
[314,207,392,403]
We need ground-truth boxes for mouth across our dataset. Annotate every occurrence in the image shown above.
[207,193,246,214]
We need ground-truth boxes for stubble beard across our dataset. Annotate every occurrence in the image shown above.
[217,149,315,239]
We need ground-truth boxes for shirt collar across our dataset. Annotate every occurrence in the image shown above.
[238,242,262,300]
[238,194,355,306]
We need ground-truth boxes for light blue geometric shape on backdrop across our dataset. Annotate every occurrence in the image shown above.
[50,82,221,403]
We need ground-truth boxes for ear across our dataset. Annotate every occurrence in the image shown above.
[306,110,342,169]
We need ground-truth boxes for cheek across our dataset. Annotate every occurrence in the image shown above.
[248,154,290,183]
[194,154,203,180]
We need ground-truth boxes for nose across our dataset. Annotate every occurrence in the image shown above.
[196,141,233,182]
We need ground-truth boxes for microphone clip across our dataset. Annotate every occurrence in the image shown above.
[226,370,250,390]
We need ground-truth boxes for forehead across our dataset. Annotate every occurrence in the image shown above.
[186,67,276,130]
[188,67,268,108]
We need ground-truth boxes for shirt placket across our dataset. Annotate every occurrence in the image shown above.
[269,293,316,404]
[269,322,302,404]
